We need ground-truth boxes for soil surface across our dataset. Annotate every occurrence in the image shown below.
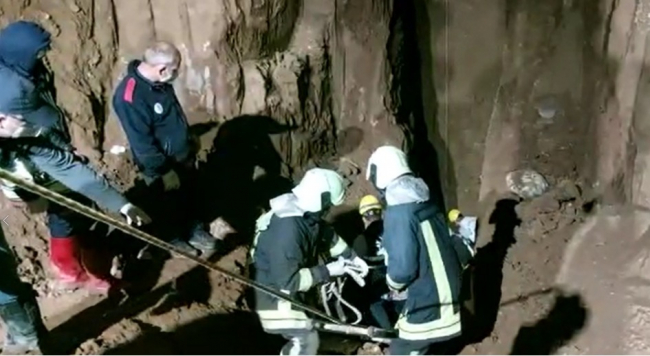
[0,0,642,355]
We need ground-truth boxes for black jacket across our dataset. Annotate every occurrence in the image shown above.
[383,175,471,342]
[112,60,191,179]
[251,193,355,331]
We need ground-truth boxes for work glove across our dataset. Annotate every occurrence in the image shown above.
[119,203,152,226]
[349,256,369,278]
[343,257,369,288]
[161,170,181,191]
[326,257,348,278]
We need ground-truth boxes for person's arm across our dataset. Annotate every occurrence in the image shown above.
[113,96,171,179]
[271,222,330,293]
[450,235,474,269]
[383,214,419,291]
[320,224,356,260]
[25,143,129,213]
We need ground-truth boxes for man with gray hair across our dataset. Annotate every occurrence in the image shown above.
[112,41,220,258]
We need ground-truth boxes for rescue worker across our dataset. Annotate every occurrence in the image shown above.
[0,21,152,293]
[0,225,47,355]
[112,41,219,257]
[352,195,384,258]
[251,168,369,355]
[366,145,474,355]
[350,195,405,331]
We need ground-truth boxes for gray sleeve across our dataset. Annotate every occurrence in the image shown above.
[25,145,129,213]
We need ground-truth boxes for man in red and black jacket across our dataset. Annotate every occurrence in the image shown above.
[111,41,220,258]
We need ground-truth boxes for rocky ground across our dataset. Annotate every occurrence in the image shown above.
[0,0,647,354]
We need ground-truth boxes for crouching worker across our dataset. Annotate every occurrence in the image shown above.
[250,168,369,355]
[366,146,474,355]
[349,195,405,331]
[0,226,47,355]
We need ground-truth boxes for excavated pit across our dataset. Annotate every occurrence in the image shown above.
[0,0,648,354]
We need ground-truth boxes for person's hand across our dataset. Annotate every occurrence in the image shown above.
[326,257,347,277]
[349,256,369,278]
[344,266,366,287]
[161,170,181,191]
[119,203,152,226]
[73,149,90,164]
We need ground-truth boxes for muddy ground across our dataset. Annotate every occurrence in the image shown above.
[0,0,646,354]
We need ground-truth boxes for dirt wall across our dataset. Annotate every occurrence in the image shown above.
[0,0,407,186]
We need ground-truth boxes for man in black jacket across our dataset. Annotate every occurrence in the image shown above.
[112,41,219,257]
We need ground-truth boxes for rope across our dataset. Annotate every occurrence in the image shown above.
[0,168,341,324]
[320,278,363,325]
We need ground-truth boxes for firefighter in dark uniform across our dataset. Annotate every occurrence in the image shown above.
[250,168,369,355]
[366,146,474,355]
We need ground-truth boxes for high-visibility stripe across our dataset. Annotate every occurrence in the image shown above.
[329,236,348,257]
[387,274,406,291]
[257,291,312,330]
[395,220,461,341]
[297,268,314,292]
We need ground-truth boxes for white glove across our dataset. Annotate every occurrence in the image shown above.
[119,203,152,226]
[348,256,369,278]
[161,170,181,191]
[343,266,366,287]
[326,257,347,277]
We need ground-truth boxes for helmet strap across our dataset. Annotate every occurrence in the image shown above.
[369,164,378,190]
[320,191,332,212]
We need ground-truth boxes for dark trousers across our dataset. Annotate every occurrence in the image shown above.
[0,227,27,305]
[266,328,319,355]
[369,299,404,330]
[388,338,433,355]
[137,167,203,244]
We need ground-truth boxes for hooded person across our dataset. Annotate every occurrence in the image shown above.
[366,145,474,355]
[250,168,369,355]
[0,21,152,293]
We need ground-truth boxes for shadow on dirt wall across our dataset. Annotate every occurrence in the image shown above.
[390,0,457,212]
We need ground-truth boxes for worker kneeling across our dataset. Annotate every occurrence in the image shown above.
[250,168,369,355]
[366,146,474,355]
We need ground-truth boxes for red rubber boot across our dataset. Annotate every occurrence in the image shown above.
[79,246,118,292]
[49,237,110,293]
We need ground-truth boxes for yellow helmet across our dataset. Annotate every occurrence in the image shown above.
[359,195,383,216]
[448,209,461,223]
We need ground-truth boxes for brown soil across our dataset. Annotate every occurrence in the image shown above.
[0,0,646,354]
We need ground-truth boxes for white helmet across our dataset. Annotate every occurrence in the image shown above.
[292,168,346,213]
[366,145,412,190]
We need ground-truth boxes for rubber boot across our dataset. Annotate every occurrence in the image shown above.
[0,297,46,355]
[79,247,115,293]
[187,225,219,258]
[49,237,110,293]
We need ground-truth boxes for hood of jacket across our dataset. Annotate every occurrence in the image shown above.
[385,175,430,206]
[0,21,51,77]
